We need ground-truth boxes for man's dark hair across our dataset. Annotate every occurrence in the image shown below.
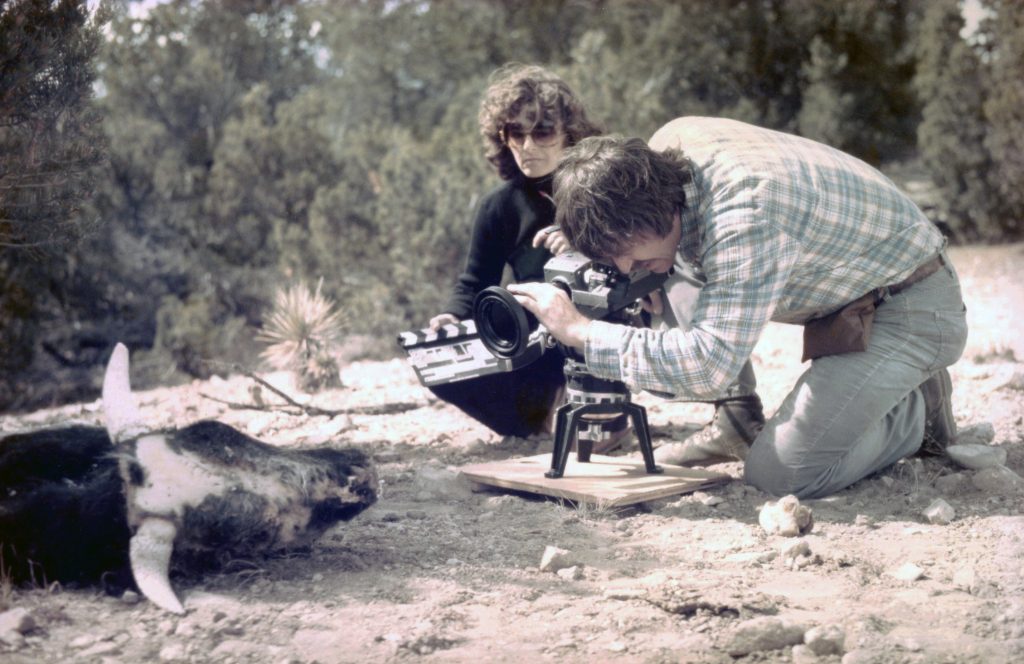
[554,136,692,260]
[479,63,603,180]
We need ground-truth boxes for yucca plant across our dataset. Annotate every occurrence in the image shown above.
[258,279,345,392]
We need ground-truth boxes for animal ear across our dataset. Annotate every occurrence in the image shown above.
[102,342,146,442]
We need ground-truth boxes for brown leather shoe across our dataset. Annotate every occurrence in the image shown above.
[654,395,765,466]
[919,368,956,455]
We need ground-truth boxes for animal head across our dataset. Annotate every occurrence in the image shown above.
[102,343,377,614]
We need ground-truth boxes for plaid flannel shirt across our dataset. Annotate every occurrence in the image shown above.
[585,117,945,400]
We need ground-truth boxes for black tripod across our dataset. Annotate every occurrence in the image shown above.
[545,359,663,479]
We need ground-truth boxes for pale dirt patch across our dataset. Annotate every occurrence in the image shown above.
[2,243,1022,663]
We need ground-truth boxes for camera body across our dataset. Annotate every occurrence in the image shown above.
[473,251,668,362]
[398,252,667,388]
[542,251,668,322]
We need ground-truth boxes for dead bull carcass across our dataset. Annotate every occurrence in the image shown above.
[0,343,377,614]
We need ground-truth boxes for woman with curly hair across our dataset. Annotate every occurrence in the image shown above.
[427,63,603,439]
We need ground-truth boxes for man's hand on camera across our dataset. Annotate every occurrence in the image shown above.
[507,282,590,351]
[428,313,459,331]
[531,225,571,255]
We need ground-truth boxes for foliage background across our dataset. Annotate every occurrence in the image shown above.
[1,0,1021,411]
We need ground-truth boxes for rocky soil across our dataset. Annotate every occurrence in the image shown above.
[1,243,1022,664]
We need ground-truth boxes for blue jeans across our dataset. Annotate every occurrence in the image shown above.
[744,256,968,498]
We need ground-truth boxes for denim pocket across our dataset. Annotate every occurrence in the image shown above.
[929,309,968,372]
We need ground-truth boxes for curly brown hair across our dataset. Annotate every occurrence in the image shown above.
[554,136,692,260]
[479,63,603,180]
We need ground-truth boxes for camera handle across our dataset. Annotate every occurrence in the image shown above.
[545,359,663,479]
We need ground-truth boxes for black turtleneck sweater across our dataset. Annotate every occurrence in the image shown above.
[442,174,556,319]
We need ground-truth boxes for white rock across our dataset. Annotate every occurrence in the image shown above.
[759,495,814,536]
[159,642,188,662]
[934,472,970,494]
[693,491,725,506]
[954,422,996,446]
[922,498,955,524]
[999,371,1024,391]
[780,538,811,560]
[725,616,806,656]
[890,562,925,582]
[70,634,99,649]
[804,623,846,656]
[971,466,1024,494]
[245,412,277,436]
[953,566,979,593]
[0,608,35,636]
[556,565,583,581]
[539,545,575,572]
[791,644,819,664]
[946,444,1006,470]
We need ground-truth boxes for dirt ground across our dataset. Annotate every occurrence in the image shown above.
[1,243,1022,664]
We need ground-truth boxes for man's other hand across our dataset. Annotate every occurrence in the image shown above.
[506,282,590,351]
[428,313,459,331]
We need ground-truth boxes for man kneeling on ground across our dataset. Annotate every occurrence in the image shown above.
[508,117,966,499]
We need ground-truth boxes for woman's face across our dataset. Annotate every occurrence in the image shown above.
[502,108,567,178]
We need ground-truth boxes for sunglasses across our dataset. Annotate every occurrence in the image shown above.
[501,121,562,148]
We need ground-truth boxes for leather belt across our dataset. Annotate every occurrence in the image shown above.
[886,253,946,297]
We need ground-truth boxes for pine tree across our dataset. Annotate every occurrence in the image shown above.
[914,0,994,240]
[0,0,105,377]
[982,0,1024,238]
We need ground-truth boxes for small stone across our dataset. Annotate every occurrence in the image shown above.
[693,491,725,506]
[725,616,806,656]
[953,566,978,593]
[556,565,583,581]
[890,562,925,582]
[934,472,970,494]
[79,641,121,658]
[539,545,576,572]
[922,498,955,524]
[159,642,188,662]
[791,644,819,664]
[804,623,846,656]
[946,444,1007,470]
[998,371,1024,391]
[0,608,35,635]
[854,514,874,527]
[955,422,997,445]
[603,588,646,600]
[759,495,814,537]
[0,630,25,649]
[70,634,99,649]
[780,538,811,561]
[120,590,141,605]
[971,466,1024,494]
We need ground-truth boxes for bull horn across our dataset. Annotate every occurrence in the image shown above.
[129,517,184,614]
[102,342,146,442]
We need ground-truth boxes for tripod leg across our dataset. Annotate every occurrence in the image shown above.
[576,437,593,463]
[546,406,585,479]
[624,402,662,474]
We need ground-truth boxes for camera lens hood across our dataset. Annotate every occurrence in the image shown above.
[473,286,538,359]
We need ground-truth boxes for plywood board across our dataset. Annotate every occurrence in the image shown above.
[459,454,731,507]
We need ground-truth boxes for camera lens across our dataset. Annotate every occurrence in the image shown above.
[473,287,538,359]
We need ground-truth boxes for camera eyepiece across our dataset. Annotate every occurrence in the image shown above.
[473,286,539,359]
